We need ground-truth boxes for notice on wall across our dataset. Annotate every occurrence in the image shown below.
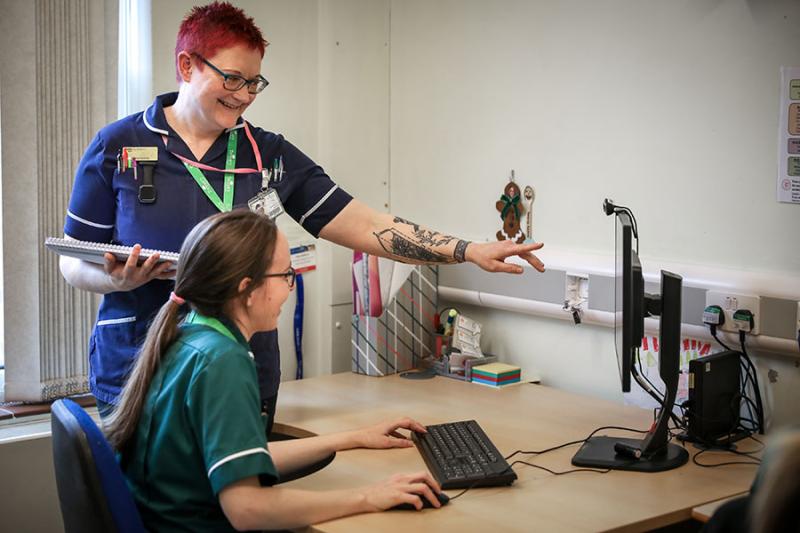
[290,245,316,274]
[282,219,317,273]
[777,66,800,204]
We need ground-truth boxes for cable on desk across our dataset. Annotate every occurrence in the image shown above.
[508,460,610,476]
[449,425,648,502]
[505,425,648,462]
[691,434,763,468]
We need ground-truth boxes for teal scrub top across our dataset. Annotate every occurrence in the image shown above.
[122,314,278,533]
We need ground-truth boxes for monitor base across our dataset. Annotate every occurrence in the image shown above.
[571,436,689,472]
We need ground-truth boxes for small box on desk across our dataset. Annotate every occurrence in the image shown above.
[471,363,522,387]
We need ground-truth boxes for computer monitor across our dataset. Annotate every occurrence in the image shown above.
[614,210,643,393]
[572,200,689,472]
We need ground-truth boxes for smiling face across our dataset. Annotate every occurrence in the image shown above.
[180,43,263,132]
[246,231,293,333]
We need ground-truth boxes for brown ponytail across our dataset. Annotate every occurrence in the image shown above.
[104,209,278,451]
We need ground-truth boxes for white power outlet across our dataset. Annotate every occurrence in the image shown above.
[564,273,589,310]
[705,291,761,335]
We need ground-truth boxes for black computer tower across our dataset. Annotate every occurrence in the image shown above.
[687,350,741,444]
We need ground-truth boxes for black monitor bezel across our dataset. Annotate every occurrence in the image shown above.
[615,211,643,393]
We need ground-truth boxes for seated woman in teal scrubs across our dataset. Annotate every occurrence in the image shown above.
[103,210,442,532]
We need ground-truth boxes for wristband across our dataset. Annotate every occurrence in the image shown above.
[454,240,470,263]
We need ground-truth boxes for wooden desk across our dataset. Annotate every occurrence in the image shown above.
[691,493,748,523]
[275,373,758,533]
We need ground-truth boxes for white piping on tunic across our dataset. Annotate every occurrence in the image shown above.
[299,185,338,226]
[142,105,169,135]
[207,447,271,477]
[67,210,114,229]
[96,316,136,326]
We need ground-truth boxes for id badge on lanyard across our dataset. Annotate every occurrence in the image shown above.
[248,166,285,220]
[169,122,285,220]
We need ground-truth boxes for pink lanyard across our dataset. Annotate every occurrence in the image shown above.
[162,121,264,174]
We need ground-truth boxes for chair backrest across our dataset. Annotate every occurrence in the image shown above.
[50,399,145,533]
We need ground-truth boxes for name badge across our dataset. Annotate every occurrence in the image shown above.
[248,188,285,220]
[120,146,158,171]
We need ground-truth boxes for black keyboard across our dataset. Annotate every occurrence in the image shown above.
[412,420,517,490]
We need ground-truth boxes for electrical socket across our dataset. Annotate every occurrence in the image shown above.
[564,273,589,310]
[705,291,761,335]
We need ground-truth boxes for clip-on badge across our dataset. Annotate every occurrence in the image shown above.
[122,147,159,204]
[248,168,285,219]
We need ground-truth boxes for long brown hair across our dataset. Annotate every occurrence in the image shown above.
[104,209,278,451]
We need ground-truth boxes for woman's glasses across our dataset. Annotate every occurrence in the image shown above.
[195,54,269,94]
[264,266,296,288]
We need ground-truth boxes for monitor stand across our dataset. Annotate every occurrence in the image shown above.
[572,436,688,473]
[572,271,690,473]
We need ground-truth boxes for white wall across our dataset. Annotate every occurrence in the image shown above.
[390,0,800,276]
[387,0,800,427]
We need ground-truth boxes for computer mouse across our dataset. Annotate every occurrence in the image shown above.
[391,491,450,511]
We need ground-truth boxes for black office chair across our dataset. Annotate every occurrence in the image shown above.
[50,399,145,533]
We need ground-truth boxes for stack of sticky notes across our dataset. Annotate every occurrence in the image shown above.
[471,363,521,387]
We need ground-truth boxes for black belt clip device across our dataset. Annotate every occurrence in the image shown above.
[137,161,157,204]
[120,147,159,204]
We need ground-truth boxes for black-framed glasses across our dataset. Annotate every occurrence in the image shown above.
[264,266,296,288]
[195,54,269,94]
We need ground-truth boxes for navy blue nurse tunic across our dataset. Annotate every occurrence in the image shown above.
[64,92,352,407]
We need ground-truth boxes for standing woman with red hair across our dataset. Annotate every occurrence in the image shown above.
[60,2,545,427]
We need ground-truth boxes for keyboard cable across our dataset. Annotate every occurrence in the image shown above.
[448,425,648,501]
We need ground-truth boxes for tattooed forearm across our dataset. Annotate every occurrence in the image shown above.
[373,229,457,264]
[392,217,458,247]
[392,216,419,231]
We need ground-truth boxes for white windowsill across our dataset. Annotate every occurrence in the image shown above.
[0,406,100,445]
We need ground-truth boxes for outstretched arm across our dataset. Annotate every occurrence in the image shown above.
[319,200,545,274]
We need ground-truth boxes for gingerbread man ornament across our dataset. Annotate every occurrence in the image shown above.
[496,172,526,243]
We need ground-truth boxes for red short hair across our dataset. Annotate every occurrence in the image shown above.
[175,1,268,81]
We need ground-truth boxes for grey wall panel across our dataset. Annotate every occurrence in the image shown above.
[682,288,707,327]
[589,274,614,312]
[761,298,799,340]
[440,265,798,340]
[439,263,565,304]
